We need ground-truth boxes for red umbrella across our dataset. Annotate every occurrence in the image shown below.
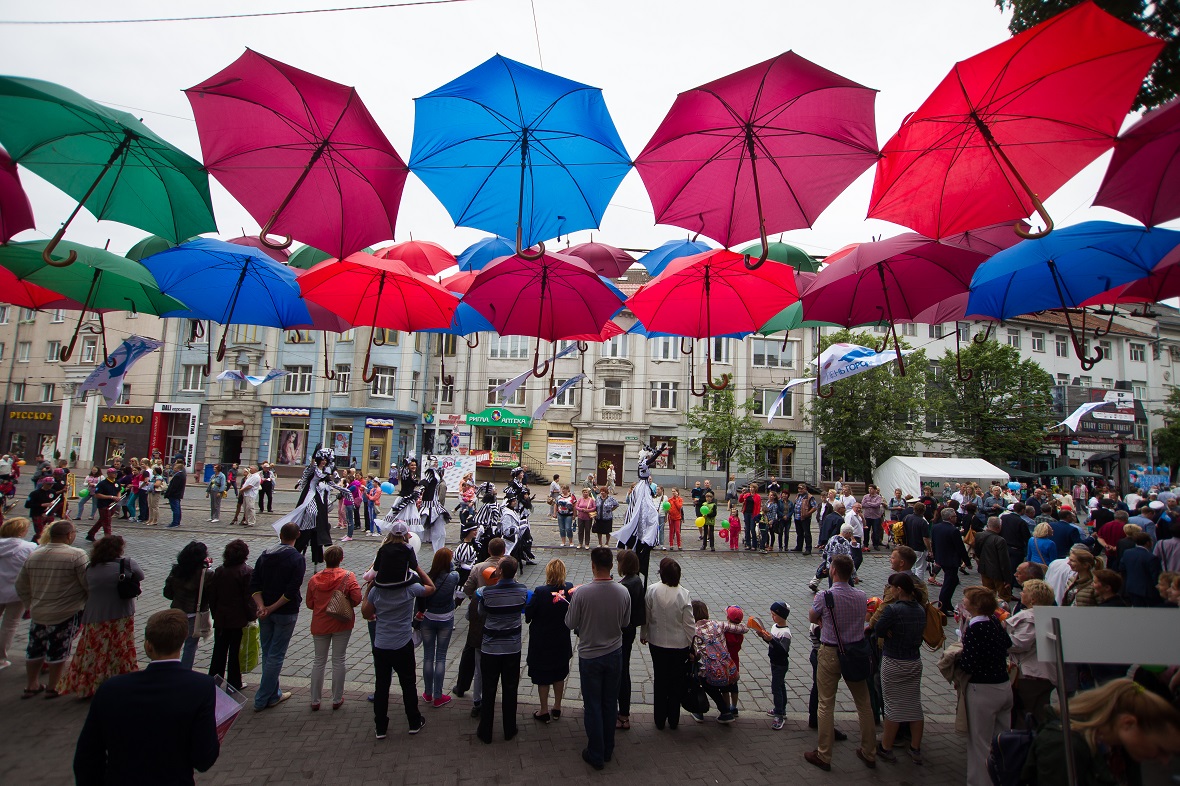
[439,270,479,295]
[627,249,798,393]
[186,49,407,258]
[868,2,1162,240]
[463,251,624,377]
[1081,244,1180,308]
[0,148,33,244]
[563,240,634,278]
[298,253,457,382]
[0,265,79,310]
[635,51,878,269]
[1094,97,1180,226]
[227,234,289,263]
[374,240,456,276]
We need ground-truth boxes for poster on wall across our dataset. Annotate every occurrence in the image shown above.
[546,435,573,467]
[275,430,305,465]
[424,453,477,492]
[332,431,351,458]
[1129,465,1171,492]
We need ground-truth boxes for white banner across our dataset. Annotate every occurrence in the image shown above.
[818,343,911,386]
[1053,401,1110,432]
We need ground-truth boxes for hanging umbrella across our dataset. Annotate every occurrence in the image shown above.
[1080,244,1180,309]
[124,235,176,262]
[0,239,186,361]
[1094,96,1180,227]
[756,272,832,333]
[635,51,878,269]
[967,221,1180,369]
[0,76,217,266]
[439,270,478,295]
[563,240,634,278]
[297,253,458,383]
[373,240,455,276]
[227,234,290,263]
[740,239,819,272]
[637,238,712,275]
[186,49,407,257]
[626,249,799,394]
[409,54,631,259]
[462,251,624,378]
[0,265,80,310]
[868,2,1162,240]
[0,148,34,243]
[455,236,514,271]
[287,244,374,270]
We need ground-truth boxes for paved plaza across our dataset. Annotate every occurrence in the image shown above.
[1,483,974,784]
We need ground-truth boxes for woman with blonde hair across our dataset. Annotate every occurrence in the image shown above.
[1064,550,1098,607]
[1026,522,1058,566]
[525,558,573,723]
[1005,579,1058,727]
[1022,678,1180,785]
[0,517,37,669]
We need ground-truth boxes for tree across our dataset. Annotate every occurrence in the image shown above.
[809,330,927,483]
[996,0,1178,111]
[686,387,766,475]
[925,340,1055,464]
[1153,385,1180,476]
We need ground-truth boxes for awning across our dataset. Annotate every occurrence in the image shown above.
[210,419,244,431]
[365,417,398,429]
[1087,451,1118,462]
[271,407,310,417]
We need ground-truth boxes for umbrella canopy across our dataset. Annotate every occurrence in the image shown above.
[740,239,819,272]
[868,2,1162,239]
[455,235,514,271]
[1080,244,1180,307]
[186,49,407,258]
[420,301,495,337]
[563,240,634,278]
[1094,96,1180,226]
[373,240,455,276]
[227,235,290,263]
[0,148,34,243]
[439,270,478,295]
[124,235,177,262]
[637,238,712,275]
[297,299,354,334]
[756,272,834,333]
[0,264,80,310]
[636,51,878,266]
[0,76,217,265]
[287,244,374,270]
[1042,465,1100,479]
[409,55,631,255]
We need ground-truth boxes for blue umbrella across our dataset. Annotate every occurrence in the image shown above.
[968,221,1180,367]
[143,237,312,369]
[420,299,495,384]
[625,320,750,340]
[637,238,712,275]
[455,235,515,272]
[409,55,631,259]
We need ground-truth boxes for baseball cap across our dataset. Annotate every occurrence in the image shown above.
[389,521,410,536]
[726,605,744,624]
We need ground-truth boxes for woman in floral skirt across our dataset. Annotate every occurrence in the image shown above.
[60,535,143,697]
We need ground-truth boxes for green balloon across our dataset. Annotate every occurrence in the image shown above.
[701,503,712,516]
[661,500,671,512]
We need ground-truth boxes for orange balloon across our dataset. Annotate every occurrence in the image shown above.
[482,566,500,586]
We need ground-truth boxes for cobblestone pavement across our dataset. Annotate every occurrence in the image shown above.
[0,481,973,784]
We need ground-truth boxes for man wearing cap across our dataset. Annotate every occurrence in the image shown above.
[25,476,60,539]
[87,468,121,542]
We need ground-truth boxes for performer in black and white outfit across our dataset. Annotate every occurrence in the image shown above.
[418,456,450,550]
[506,466,533,514]
[274,446,340,570]
[502,485,535,569]
[472,482,502,561]
[615,443,666,585]
[381,456,422,535]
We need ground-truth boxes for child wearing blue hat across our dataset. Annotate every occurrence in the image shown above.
[756,601,792,730]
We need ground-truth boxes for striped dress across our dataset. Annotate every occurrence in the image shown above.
[872,600,927,723]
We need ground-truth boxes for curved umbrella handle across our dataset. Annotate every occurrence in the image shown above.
[532,341,551,379]
[955,327,973,383]
[816,384,835,399]
[516,228,546,261]
[192,320,206,340]
[259,213,294,251]
[361,327,379,383]
[1092,308,1117,338]
[372,329,387,347]
[41,231,78,268]
[203,334,212,378]
[1014,194,1054,240]
[577,341,589,353]
[99,313,117,368]
[323,337,336,381]
[708,373,731,391]
[60,330,80,363]
[465,334,480,349]
[743,233,770,271]
[972,322,994,345]
[440,346,454,387]
[215,328,229,362]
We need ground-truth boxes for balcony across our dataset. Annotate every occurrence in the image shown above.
[599,409,624,422]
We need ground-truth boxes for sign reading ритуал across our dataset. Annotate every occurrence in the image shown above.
[465,408,532,428]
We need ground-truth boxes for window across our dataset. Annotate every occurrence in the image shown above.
[436,334,457,356]
[19,308,35,323]
[338,329,355,342]
[286,330,313,344]
[1099,340,1112,360]
[80,337,98,364]
[0,306,8,324]
[410,371,420,402]
[602,335,628,358]
[1132,382,1147,400]
[283,365,313,393]
[17,341,31,362]
[333,364,351,394]
[1135,423,1149,441]
[1055,334,1068,357]
[489,335,529,359]
[41,383,55,402]
[650,337,679,361]
[1100,378,1113,390]
[187,320,202,342]
[1031,331,1045,352]
[1056,373,1070,384]
[1006,328,1021,349]
[0,343,4,361]
[272,419,310,466]
[233,325,260,343]
[709,338,731,364]
[1129,343,1145,362]
[486,377,524,406]
[12,382,24,402]
[371,366,397,398]
[556,340,577,353]
[117,384,131,405]
[181,364,206,391]
[482,427,512,453]
[750,338,795,368]
[50,309,65,323]
[433,376,454,405]
[649,381,680,410]
[751,388,792,418]
[928,324,945,339]
[899,323,917,337]
[648,436,677,469]
[957,322,970,342]
[46,340,61,363]
[379,329,400,345]
[604,379,622,408]
[1079,375,1092,387]
[415,332,425,352]
[873,324,888,334]
[553,379,576,407]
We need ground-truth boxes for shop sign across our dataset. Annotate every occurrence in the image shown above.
[9,411,52,421]
[101,414,145,424]
[465,408,532,428]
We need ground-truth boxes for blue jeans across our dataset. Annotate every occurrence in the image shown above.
[557,514,574,540]
[181,615,200,670]
[771,662,788,717]
[75,494,96,519]
[420,617,454,698]
[255,613,298,709]
[365,501,377,532]
[657,516,666,546]
[168,498,182,526]
[579,647,622,766]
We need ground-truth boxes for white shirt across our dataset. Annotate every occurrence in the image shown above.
[1043,558,1076,606]
[844,511,865,542]
[1126,493,1142,511]
[240,472,262,499]
[840,494,856,510]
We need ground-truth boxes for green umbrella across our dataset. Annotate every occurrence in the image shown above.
[739,239,820,272]
[1041,465,1100,478]
[757,301,836,334]
[0,76,216,266]
[124,234,177,262]
[0,239,187,361]
[287,244,373,269]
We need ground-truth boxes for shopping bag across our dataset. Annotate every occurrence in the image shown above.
[238,621,261,673]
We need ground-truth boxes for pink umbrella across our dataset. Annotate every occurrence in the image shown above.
[1094,97,1180,226]
[439,270,479,296]
[186,49,407,258]
[374,240,455,276]
[563,240,634,278]
[227,234,290,263]
[635,51,878,269]
[0,148,34,244]
[1080,244,1180,308]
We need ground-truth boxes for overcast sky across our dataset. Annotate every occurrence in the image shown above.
[1,0,1170,262]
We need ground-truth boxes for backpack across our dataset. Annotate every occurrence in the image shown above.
[922,602,946,649]
[987,715,1036,786]
[694,626,738,687]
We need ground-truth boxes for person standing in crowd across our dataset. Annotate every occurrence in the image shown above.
[957,586,1012,786]
[931,508,971,613]
[164,461,187,529]
[594,486,618,547]
[548,474,562,519]
[419,547,459,708]
[75,466,101,521]
[700,489,718,552]
[654,485,669,551]
[134,467,150,523]
[526,558,573,723]
[454,537,506,713]
[0,518,37,670]
[73,609,220,785]
[871,572,926,765]
[725,474,737,503]
[999,502,1033,579]
[666,488,684,551]
[59,535,143,697]
[476,555,528,744]
[641,557,694,730]
[17,520,89,698]
[902,502,931,580]
[862,485,886,551]
[145,466,164,526]
[792,483,816,555]
[259,463,275,514]
[755,601,792,730]
[1026,522,1058,567]
[24,476,58,539]
[764,490,783,554]
[365,475,382,536]
[973,517,1013,600]
[615,549,645,730]
[206,539,254,692]
[575,487,596,550]
[206,464,226,524]
[566,546,631,770]
[163,541,212,670]
[1004,579,1058,725]
[555,484,576,548]
[1154,520,1180,572]
[238,465,262,528]
[305,545,361,711]
[805,555,876,772]
[740,483,762,551]
[250,523,306,712]
[1121,532,1162,606]
[1063,549,1098,607]
[87,467,121,542]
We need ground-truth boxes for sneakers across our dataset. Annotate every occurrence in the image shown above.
[876,743,897,763]
[771,716,784,730]
[717,712,735,724]
[908,747,924,765]
[690,712,704,723]
[375,730,388,740]
[408,717,426,735]
[808,578,819,593]
[470,702,482,718]
[210,518,220,523]
[341,537,353,542]
[433,695,452,708]
[422,692,433,704]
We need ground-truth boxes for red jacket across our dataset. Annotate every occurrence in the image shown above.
[305,568,362,635]
[668,496,684,522]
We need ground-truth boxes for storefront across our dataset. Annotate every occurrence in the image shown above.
[270,407,311,468]
[363,417,411,477]
[465,408,531,469]
[4,405,59,461]
[326,419,354,463]
[422,413,465,456]
[94,408,152,466]
[149,403,201,472]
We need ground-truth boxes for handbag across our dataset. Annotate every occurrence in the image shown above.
[194,568,213,639]
[823,591,872,683]
[324,574,355,623]
[116,558,142,600]
[238,620,261,673]
[680,639,710,714]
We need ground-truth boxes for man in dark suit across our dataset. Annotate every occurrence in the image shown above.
[1120,532,1162,607]
[164,461,187,529]
[999,503,1031,581]
[930,509,971,613]
[74,609,220,785]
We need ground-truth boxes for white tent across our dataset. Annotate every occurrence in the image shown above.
[874,456,1010,498]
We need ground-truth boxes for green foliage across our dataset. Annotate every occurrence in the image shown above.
[1152,385,1180,476]
[996,0,1177,111]
[925,340,1055,463]
[686,387,771,475]
[808,330,926,482]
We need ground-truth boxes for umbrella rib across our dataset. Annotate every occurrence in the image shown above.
[451,143,522,228]
[647,135,749,223]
